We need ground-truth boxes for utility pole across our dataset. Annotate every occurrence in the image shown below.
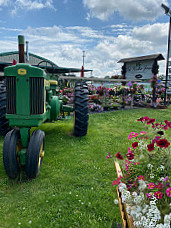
[161,3,171,106]
[82,51,85,67]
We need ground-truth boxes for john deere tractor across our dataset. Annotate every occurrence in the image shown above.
[1,35,89,179]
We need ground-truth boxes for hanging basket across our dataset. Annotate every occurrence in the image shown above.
[114,161,135,228]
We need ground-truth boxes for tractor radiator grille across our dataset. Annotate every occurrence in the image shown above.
[6,76,16,114]
[30,77,44,114]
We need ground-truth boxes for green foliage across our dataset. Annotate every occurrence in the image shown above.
[0,108,171,227]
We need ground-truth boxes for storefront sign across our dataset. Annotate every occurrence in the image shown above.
[125,60,154,80]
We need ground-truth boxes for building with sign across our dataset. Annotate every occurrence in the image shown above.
[118,54,165,80]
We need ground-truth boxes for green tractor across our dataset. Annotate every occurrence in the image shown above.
[1,35,89,179]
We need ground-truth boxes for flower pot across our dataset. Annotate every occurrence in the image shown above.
[114,161,135,228]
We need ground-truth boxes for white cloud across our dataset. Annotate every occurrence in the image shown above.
[0,0,9,6]
[0,22,168,77]
[83,0,169,21]
[11,0,55,15]
[132,23,168,46]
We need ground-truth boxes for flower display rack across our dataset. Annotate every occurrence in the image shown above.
[114,161,135,228]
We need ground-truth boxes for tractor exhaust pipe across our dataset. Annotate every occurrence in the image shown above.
[26,41,29,63]
[18,35,25,63]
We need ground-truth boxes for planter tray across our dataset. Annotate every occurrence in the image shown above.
[114,161,135,228]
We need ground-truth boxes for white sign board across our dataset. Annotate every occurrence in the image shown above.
[167,88,171,94]
[125,60,154,80]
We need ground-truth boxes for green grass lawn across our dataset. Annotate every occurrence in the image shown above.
[0,108,171,228]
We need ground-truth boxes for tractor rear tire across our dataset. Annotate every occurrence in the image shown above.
[26,130,45,179]
[73,81,89,137]
[0,80,10,136]
[3,129,21,179]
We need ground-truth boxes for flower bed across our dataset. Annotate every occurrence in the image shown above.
[106,116,171,228]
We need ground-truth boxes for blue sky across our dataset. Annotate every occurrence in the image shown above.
[0,0,170,77]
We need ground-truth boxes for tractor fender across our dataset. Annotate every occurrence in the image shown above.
[49,96,60,121]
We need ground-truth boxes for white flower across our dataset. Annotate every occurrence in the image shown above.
[114,199,118,204]
[159,177,164,181]
[164,214,171,224]
[159,165,165,171]
[138,180,147,191]
[118,183,127,192]
[132,191,137,197]
[150,174,154,179]
[147,164,153,169]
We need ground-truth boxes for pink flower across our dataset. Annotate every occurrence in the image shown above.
[140,131,147,135]
[128,132,138,140]
[154,191,163,199]
[112,180,118,186]
[148,183,155,189]
[166,187,171,197]
[132,142,138,149]
[128,147,133,153]
[105,153,112,159]
[146,193,152,199]
[138,175,145,180]
[163,176,169,182]
[155,183,163,190]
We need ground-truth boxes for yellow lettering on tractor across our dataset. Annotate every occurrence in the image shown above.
[18,69,27,75]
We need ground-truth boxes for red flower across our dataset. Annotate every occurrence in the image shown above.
[147,118,155,125]
[164,120,171,128]
[114,152,124,160]
[126,153,134,160]
[164,125,168,130]
[137,116,150,122]
[155,123,160,127]
[156,139,170,148]
[147,143,154,152]
[152,136,161,144]
[132,142,138,149]
[143,116,150,121]
[154,191,163,199]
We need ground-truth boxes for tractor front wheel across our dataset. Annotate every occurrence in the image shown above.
[25,130,45,179]
[3,129,21,179]
[73,81,89,137]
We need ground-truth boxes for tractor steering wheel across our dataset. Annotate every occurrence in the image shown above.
[37,60,55,77]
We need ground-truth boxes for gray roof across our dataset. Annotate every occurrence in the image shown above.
[0,51,92,73]
[118,53,165,63]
